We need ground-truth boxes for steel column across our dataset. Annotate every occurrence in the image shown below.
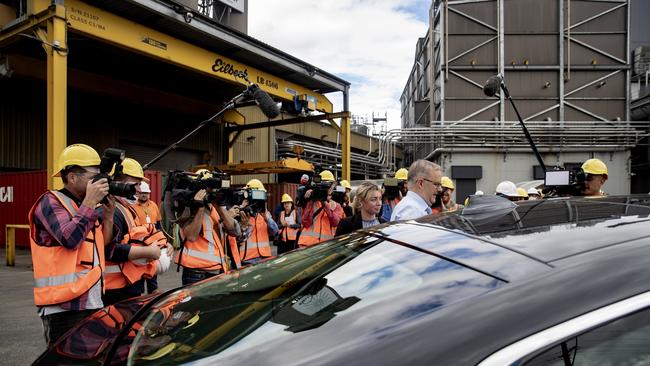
[46,4,67,190]
[341,86,351,181]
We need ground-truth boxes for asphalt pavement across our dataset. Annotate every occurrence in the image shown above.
[0,247,183,365]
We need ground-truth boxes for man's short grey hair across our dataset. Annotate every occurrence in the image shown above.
[407,160,442,184]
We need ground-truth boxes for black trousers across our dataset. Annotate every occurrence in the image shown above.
[182,267,222,285]
[277,239,297,254]
[42,309,97,347]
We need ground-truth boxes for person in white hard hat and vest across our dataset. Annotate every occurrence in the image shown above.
[131,181,163,294]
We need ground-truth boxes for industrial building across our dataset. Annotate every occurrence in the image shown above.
[401,0,650,201]
[0,0,402,246]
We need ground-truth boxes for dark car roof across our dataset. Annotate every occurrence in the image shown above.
[35,195,650,365]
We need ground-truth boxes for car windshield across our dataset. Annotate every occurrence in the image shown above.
[127,230,506,365]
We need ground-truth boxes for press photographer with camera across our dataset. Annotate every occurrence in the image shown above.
[339,180,353,218]
[380,168,408,221]
[174,169,240,285]
[298,170,343,247]
[29,144,112,347]
[102,157,174,306]
[228,179,279,265]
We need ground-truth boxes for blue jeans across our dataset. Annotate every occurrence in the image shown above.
[182,268,222,286]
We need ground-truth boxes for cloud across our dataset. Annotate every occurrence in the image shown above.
[248,0,429,131]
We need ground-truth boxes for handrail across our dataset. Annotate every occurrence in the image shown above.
[5,224,29,267]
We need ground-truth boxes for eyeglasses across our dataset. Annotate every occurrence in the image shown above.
[420,178,442,188]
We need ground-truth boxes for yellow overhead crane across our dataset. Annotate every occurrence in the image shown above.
[195,157,315,176]
[0,0,351,188]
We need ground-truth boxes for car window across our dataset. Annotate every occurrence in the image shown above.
[127,231,505,365]
[523,307,650,366]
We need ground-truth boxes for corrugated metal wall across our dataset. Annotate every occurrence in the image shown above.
[0,171,46,248]
[0,79,46,170]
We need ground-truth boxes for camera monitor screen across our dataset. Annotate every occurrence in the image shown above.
[545,170,570,186]
[221,179,230,188]
[250,190,266,201]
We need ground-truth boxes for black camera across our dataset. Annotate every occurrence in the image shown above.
[309,175,334,202]
[92,148,137,201]
[164,170,231,215]
[543,168,587,196]
[330,184,347,205]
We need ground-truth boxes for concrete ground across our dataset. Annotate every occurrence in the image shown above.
[0,247,183,365]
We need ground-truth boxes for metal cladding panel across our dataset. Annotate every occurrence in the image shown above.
[504,35,559,65]
[265,183,300,219]
[0,171,47,249]
[0,79,47,170]
[143,170,162,206]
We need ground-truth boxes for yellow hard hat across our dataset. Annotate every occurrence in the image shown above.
[54,144,101,177]
[319,170,335,182]
[517,187,529,198]
[395,168,408,181]
[441,176,455,190]
[194,169,212,180]
[340,180,351,190]
[246,178,266,191]
[281,193,293,203]
[121,158,144,179]
[581,158,608,176]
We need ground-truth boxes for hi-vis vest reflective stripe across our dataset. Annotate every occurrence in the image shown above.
[298,202,335,247]
[175,207,227,272]
[238,214,272,262]
[105,203,160,290]
[280,210,298,241]
[29,191,105,306]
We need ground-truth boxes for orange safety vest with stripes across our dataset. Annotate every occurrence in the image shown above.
[175,206,231,272]
[298,201,336,247]
[232,214,273,262]
[279,209,299,241]
[29,191,105,306]
[104,202,162,290]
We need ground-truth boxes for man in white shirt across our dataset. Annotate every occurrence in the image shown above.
[390,160,443,221]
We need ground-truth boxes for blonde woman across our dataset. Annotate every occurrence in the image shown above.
[335,182,385,236]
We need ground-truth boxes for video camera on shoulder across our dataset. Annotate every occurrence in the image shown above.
[309,174,334,202]
[230,187,267,216]
[383,177,405,201]
[164,169,231,215]
[543,167,586,196]
[93,148,137,200]
[330,183,347,204]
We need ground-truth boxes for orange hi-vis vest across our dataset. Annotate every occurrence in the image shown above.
[29,191,105,306]
[298,201,336,248]
[175,207,229,272]
[280,209,298,241]
[131,200,160,225]
[105,203,162,290]
[236,214,273,262]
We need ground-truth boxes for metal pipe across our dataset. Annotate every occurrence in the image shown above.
[567,0,570,81]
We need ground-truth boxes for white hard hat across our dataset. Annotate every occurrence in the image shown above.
[140,181,151,193]
[527,187,540,196]
[474,190,484,195]
[495,181,519,197]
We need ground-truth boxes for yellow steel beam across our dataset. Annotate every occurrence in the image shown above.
[64,0,333,113]
[5,224,29,267]
[0,2,53,46]
[341,115,351,181]
[46,4,67,190]
[215,158,314,175]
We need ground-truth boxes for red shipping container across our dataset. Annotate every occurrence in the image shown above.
[0,171,47,249]
[0,170,163,250]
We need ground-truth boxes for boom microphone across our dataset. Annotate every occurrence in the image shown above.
[483,75,503,97]
[248,84,280,119]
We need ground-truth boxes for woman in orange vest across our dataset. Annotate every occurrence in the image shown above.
[278,193,300,254]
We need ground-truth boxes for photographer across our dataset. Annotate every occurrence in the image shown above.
[229,179,279,265]
[381,168,408,221]
[340,180,353,218]
[175,169,240,285]
[29,144,110,347]
[298,170,342,247]
[579,158,608,197]
[103,158,174,306]
[278,193,300,254]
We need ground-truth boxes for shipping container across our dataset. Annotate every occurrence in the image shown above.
[0,171,46,249]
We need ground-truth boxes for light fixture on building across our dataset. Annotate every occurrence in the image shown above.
[246,136,256,143]
[0,55,14,79]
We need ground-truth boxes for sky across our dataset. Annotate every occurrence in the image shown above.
[248,0,430,132]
